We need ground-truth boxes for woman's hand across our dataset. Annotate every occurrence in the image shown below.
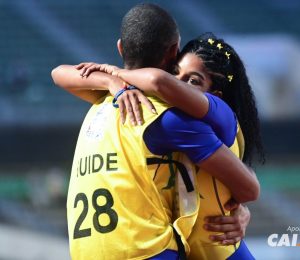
[75,62,121,77]
[117,89,157,125]
[203,201,251,245]
[75,62,157,125]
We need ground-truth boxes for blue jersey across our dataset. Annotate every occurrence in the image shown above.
[144,93,237,163]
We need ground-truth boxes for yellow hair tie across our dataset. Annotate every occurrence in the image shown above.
[208,38,215,45]
[217,43,223,50]
[225,51,231,59]
[227,75,233,82]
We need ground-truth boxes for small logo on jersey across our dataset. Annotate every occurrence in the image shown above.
[86,103,112,140]
[267,226,300,247]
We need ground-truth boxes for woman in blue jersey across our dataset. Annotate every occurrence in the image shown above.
[78,32,264,259]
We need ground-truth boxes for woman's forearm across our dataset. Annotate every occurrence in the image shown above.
[199,145,260,203]
[51,65,123,103]
[117,68,209,118]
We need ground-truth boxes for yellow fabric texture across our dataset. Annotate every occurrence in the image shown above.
[187,124,245,260]
[66,95,178,260]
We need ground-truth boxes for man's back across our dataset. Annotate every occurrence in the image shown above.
[67,95,177,259]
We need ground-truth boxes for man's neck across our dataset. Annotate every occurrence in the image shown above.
[124,61,167,71]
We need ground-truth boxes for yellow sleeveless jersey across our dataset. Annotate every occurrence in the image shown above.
[186,124,245,260]
[149,152,200,256]
[66,95,178,260]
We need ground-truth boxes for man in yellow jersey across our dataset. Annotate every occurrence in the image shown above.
[52,3,259,260]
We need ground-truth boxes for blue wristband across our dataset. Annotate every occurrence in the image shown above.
[112,88,126,108]
[112,85,139,108]
[127,85,138,90]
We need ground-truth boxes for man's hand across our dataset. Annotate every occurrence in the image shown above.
[204,202,251,245]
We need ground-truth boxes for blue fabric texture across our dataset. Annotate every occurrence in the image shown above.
[147,249,178,260]
[144,94,236,163]
[202,93,237,147]
[227,240,255,260]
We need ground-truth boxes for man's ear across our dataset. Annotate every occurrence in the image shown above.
[168,42,180,61]
[162,41,180,70]
[117,39,123,58]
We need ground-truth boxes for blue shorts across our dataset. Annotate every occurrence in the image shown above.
[227,240,255,260]
[147,249,178,260]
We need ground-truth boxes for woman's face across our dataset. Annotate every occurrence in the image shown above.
[175,53,212,92]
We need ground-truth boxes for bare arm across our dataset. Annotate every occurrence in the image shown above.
[198,144,260,203]
[81,64,209,118]
[51,65,123,104]
[115,68,209,118]
[52,64,156,124]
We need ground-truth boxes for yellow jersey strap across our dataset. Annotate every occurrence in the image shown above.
[146,156,194,193]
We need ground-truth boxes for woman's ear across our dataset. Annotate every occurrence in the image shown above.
[117,39,123,58]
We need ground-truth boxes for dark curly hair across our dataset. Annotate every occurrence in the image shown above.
[179,33,265,166]
[121,3,179,69]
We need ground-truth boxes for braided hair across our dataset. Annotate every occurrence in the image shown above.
[179,33,265,166]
